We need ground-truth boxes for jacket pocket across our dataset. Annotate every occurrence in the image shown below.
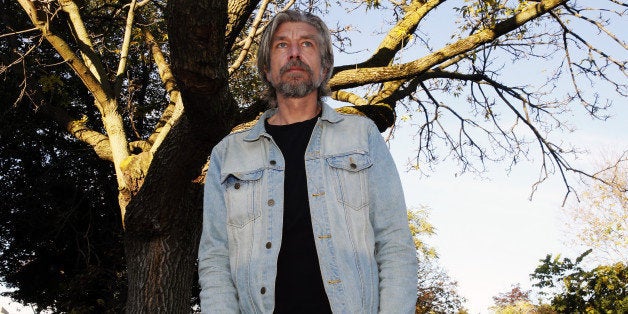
[221,169,263,228]
[326,152,372,210]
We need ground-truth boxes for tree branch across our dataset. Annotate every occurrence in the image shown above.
[334,0,445,73]
[114,0,138,95]
[231,0,296,49]
[330,0,568,90]
[225,0,261,50]
[142,29,183,155]
[58,0,112,94]
[37,104,113,161]
[228,0,271,74]
[17,0,110,109]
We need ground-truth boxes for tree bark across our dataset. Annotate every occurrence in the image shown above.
[123,0,237,312]
[124,117,207,313]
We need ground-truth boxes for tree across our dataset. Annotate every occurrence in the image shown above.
[415,259,468,314]
[563,157,628,262]
[2,0,625,311]
[493,284,531,308]
[0,101,126,311]
[408,207,467,313]
[490,284,555,314]
[530,250,628,313]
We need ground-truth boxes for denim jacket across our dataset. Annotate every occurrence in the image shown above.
[199,103,418,313]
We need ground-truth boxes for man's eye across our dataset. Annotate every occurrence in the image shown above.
[302,41,313,47]
[276,42,288,48]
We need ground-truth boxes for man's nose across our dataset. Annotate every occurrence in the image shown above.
[288,43,301,59]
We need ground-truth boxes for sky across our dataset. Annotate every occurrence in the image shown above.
[388,110,628,313]
[2,2,626,313]
[321,2,627,312]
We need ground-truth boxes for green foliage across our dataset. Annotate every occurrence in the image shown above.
[530,250,628,313]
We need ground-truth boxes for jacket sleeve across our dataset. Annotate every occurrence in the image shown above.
[366,122,419,314]
[198,144,241,313]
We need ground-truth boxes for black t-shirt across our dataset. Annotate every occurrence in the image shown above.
[265,115,332,314]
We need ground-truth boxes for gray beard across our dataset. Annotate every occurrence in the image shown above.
[273,59,320,98]
[276,79,316,98]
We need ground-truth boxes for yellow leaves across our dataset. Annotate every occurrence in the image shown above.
[564,159,628,261]
[407,206,438,259]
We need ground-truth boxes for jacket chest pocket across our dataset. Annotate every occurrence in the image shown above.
[326,152,373,210]
[222,170,263,228]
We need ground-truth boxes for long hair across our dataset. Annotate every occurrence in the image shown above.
[256,10,334,106]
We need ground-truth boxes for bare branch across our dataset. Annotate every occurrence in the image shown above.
[136,0,152,8]
[335,0,446,72]
[225,0,261,50]
[232,0,297,49]
[563,6,627,50]
[228,0,271,74]
[115,0,139,95]
[0,27,38,39]
[140,29,183,155]
[552,12,625,72]
[58,0,111,93]
[36,104,113,161]
[608,0,627,8]
[330,0,568,90]
[0,37,40,76]
[17,0,110,108]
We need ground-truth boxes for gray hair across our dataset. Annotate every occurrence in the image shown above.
[256,10,334,105]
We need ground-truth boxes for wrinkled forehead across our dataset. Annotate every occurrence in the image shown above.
[272,21,323,43]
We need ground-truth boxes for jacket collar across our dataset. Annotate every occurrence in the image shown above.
[244,101,343,142]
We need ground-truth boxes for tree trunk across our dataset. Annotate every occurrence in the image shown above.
[124,181,202,312]
[123,0,236,311]
[123,115,219,313]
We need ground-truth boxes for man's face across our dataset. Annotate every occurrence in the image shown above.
[266,22,325,99]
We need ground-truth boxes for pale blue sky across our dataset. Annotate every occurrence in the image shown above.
[323,2,627,312]
[389,105,627,313]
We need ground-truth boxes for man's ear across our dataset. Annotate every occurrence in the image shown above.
[264,68,271,82]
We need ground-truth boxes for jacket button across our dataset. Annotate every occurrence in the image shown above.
[266,242,272,249]
[350,163,357,169]
[267,199,275,206]
[270,160,276,165]
[260,287,266,294]
[234,182,241,189]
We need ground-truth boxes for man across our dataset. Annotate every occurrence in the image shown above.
[198,10,418,313]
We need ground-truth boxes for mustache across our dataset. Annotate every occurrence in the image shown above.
[279,59,313,76]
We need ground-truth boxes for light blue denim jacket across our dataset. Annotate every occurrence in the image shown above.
[199,103,418,313]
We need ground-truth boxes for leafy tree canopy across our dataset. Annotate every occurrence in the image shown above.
[530,250,628,313]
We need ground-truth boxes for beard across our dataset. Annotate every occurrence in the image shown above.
[273,59,321,98]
